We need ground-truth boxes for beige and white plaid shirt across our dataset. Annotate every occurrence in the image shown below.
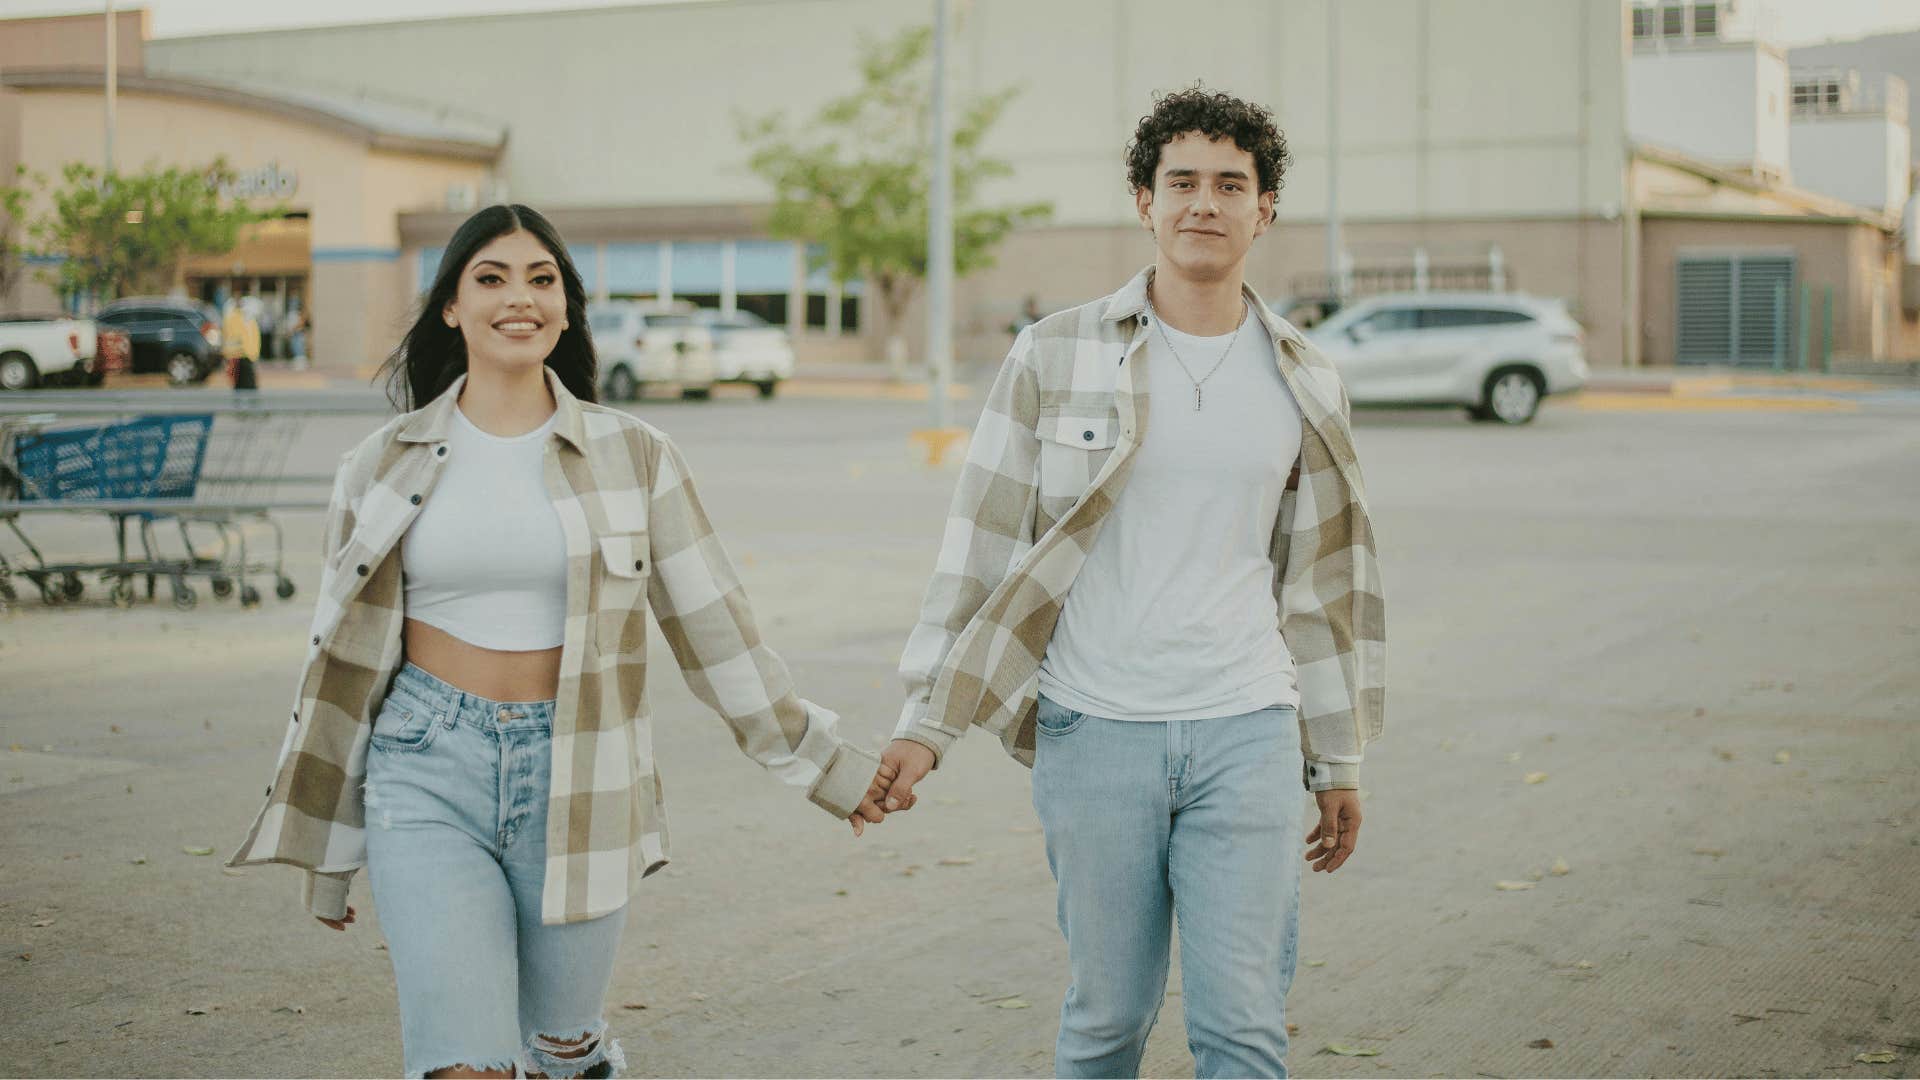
[894,267,1387,791]
[230,369,879,925]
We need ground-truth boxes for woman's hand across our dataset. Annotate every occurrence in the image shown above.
[848,760,898,837]
[316,905,357,932]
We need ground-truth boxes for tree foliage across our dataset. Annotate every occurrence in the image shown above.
[2,160,276,302]
[739,25,1053,333]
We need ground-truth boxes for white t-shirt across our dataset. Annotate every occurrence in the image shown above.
[1038,300,1305,721]
[400,406,569,651]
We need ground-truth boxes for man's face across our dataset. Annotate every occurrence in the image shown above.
[1135,132,1275,281]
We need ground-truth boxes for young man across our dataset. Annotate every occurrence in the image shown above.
[878,88,1387,1078]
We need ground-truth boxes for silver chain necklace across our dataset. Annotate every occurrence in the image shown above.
[1147,300,1245,411]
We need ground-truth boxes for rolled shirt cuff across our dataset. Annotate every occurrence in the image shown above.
[1304,758,1360,792]
[302,870,353,920]
[806,741,883,819]
[891,709,959,766]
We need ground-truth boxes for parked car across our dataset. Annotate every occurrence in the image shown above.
[693,308,793,398]
[0,314,100,390]
[1304,292,1588,424]
[1268,293,1344,332]
[586,301,717,402]
[92,297,223,386]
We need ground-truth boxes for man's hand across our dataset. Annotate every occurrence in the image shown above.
[316,905,357,932]
[1305,789,1362,873]
[877,739,937,813]
[848,760,898,837]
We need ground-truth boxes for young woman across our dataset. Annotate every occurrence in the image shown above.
[228,204,892,1079]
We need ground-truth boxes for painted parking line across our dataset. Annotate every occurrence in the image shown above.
[1571,393,1860,413]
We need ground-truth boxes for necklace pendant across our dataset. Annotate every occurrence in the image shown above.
[1194,385,1203,411]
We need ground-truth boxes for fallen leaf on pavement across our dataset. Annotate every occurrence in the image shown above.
[1856,1051,1897,1064]
[688,992,708,1002]
[181,846,214,856]
[1716,749,1735,761]
[1694,707,1708,717]
[130,856,147,865]
[1574,960,1594,969]
[620,1003,647,1010]
[6,744,19,753]
[834,889,848,897]
[1551,857,1571,876]
[1325,1044,1380,1057]
[938,856,976,866]
[1529,1038,1555,1049]
[1524,772,1548,785]
[995,998,1030,1010]
[270,1005,305,1015]
[31,919,52,928]
[1495,880,1536,891]
[109,725,121,734]
[1286,1023,1299,1035]
[1306,959,1327,967]
[185,1007,208,1016]
[1504,752,1522,763]
[1773,750,1791,764]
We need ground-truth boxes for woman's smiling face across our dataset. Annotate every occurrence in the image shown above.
[442,229,569,374]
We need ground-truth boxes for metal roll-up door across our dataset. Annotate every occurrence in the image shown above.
[1675,253,1797,366]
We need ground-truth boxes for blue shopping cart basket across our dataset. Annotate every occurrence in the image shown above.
[11,414,215,504]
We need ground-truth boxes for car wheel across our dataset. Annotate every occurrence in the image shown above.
[0,351,39,391]
[681,386,713,401]
[755,379,778,399]
[166,351,201,387]
[605,366,640,402]
[1481,367,1544,425]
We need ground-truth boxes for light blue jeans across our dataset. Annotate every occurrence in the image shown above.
[1031,695,1307,1079]
[365,662,627,1079]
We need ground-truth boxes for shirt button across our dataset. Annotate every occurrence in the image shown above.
[356,564,369,576]
[1082,430,1095,442]
[311,635,321,646]
[410,494,422,505]
[436,445,448,457]
[634,559,645,571]
[264,786,273,797]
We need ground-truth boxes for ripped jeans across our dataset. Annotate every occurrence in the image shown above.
[365,662,628,1078]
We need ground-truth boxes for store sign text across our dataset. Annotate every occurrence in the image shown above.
[212,163,299,200]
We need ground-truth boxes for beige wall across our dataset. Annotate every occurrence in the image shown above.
[937,215,1631,370]
[0,11,146,75]
[1636,217,1882,365]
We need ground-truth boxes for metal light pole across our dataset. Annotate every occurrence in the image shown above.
[926,0,955,430]
[104,0,118,179]
[1324,0,1342,300]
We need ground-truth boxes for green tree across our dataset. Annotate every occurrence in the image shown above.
[739,24,1052,365]
[2,159,276,303]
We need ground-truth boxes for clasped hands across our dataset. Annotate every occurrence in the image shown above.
[844,739,938,836]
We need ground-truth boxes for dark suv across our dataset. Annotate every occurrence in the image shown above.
[93,298,222,386]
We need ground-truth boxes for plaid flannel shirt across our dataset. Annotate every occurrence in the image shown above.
[230,369,879,925]
[894,267,1386,791]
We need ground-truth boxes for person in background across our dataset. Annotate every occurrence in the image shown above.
[286,300,309,367]
[222,294,261,390]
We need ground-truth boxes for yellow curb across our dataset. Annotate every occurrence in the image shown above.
[1572,393,1859,413]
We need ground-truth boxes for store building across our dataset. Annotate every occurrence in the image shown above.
[0,10,503,369]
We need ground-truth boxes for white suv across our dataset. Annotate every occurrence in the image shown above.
[587,301,718,402]
[1305,293,1589,424]
[693,309,794,398]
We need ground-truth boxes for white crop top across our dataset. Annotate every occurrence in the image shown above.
[400,406,569,651]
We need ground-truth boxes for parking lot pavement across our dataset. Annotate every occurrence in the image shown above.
[1,393,1916,1077]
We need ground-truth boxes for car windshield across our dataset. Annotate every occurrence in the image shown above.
[644,314,693,327]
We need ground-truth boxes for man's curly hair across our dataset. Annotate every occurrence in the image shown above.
[1125,86,1292,196]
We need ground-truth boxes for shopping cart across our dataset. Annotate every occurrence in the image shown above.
[0,408,305,608]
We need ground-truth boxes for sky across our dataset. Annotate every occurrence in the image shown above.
[3,0,1919,46]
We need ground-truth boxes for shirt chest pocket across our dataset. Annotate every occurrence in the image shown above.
[1036,409,1119,509]
[595,532,651,656]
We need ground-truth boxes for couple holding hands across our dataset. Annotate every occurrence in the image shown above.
[229,87,1385,1080]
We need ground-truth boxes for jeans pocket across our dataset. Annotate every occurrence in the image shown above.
[1035,697,1084,737]
[369,690,442,753]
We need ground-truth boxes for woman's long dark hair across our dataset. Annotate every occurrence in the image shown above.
[381,204,598,411]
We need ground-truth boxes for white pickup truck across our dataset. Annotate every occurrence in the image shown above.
[0,314,101,390]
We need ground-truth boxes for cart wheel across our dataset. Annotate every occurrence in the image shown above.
[39,582,62,605]
[240,585,262,608]
[210,576,234,600]
[171,580,198,611]
[59,572,84,601]
[109,577,136,608]
[276,576,296,600]
[0,579,16,606]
